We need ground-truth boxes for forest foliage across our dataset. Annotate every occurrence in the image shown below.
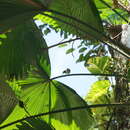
[0,0,130,130]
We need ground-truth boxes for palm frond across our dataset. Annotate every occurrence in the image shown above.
[36,0,104,39]
[0,20,50,79]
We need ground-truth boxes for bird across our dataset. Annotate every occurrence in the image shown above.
[62,68,71,74]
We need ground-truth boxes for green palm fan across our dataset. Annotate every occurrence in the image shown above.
[0,80,18,124]
[0,20,50,79]
[36,0,104,39]
[0,0,53,33]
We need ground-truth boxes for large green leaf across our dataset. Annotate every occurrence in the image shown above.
[33,0,53,7]
[16,118,53,130]
[36,0,104,39]
[0,0,41,33]
[0,67,93,130]
[0,80,18,124]
[86,80,110,103]
[94,0,128,25]
[0,20,50,79]
[0,0,57,33]
[94,0,112,9]
[87,56,111,74]
[85,80,112,130]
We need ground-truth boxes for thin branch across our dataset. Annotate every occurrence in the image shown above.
[50,73,123,81]
[99,0,128,23]
[111,32,122,40]
[42,13,130,58]
[71,40,75,57]
[0,103,130,129]
[43,37,81,50]
[48,82,51,124]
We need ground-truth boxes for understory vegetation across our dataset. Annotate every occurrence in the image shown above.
[0,0,130,130]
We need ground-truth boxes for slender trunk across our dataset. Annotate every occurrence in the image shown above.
[114,77,130,129]
[110,51,130,129]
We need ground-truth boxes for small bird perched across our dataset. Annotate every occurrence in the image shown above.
[121,24,130,48]
[62,68,71,74]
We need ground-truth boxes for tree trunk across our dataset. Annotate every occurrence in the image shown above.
[111,54,130,129]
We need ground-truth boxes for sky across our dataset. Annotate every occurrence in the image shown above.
[43,29,97,97]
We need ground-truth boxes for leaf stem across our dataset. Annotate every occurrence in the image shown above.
[43,37,81,50]
[0,103,130,129]
[50,73,123,81]
[48,82,51,124]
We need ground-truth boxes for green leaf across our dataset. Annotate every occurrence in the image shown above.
[87,56,111,74]
[0,80,18,124]
[66,48,75,54]
[76,54,84,63]
[79,47,87,53]
[0,0,54,33]
[44,28,51,35]
[95,0,128,25]
[85,80,112,130]
[58,43,68,48]
[0,34,7,39]
[16,118,53,130]
[0,20,51,79]
[94,0,112,9]
[0,0,43,33]
[85,80,110,103]
[35,0,104,39]
[1,67,93,130]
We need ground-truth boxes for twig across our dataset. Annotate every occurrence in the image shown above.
[44,37,81,50]
[111,32,122,40]
[50,73,123,81]
[0,103,130,129]
[112,0,130,13]
[71,40,75,57]
[48,82,51,124]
